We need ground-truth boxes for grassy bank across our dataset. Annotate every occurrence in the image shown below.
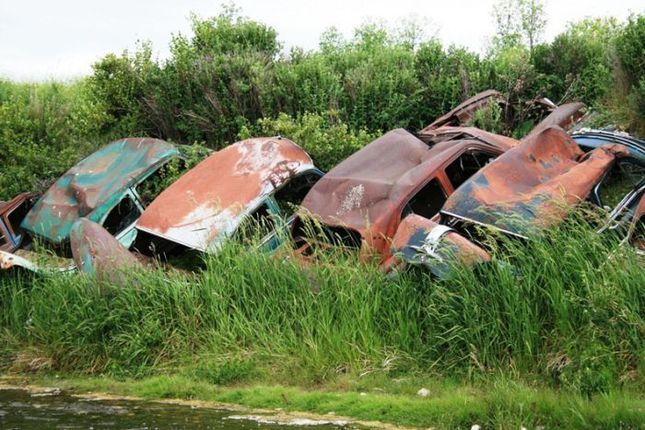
[4,373,642,429]
[1,213,643,427]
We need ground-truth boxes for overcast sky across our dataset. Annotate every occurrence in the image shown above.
[0,0,642,81]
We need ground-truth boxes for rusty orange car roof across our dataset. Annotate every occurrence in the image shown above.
[136,136,316,252]
[442,126,629,236]
[423,89,506,130]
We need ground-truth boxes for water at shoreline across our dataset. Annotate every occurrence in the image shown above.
[0,388,354,429]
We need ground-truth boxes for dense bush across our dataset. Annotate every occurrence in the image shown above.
[0,80,108,198]
[1,9,642,199]
[612,14,645,135]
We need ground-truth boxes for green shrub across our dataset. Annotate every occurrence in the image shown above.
[240,112,378,171]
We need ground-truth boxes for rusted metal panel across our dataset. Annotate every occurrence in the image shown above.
[526,102,586,137]
[418,125,519,151]
[0,192,39,252]
[442,126,629,237]
[572,129,645,163]
[0,249,75,273]
[388,214,490,278]
[21,138,179,245]
[70,218,142,282]
[136,136,316,252]
[299,128,509,259]
[422,90,507,130]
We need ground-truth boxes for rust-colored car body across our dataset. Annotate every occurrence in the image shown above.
[136,136,321,253]
[525,102,586,138]
[424,89,507,130]
[297,128,518,262]
[387,214,491,277]
[70,218,142,283]
[441,126,630,237]
[0,192,40,252]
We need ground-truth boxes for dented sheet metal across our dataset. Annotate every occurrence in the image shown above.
[526,102,586,137]
[299,128,509,257]
[136,137,315,252]
[423,90,507,130]
[0,249,75,273]
[418,125,519,151]
[70,218,142,282]
[442,126,629,237]
[389,214,490,278]
[21,138,179,245]
[0,192,39,252]
[572,129,645,163]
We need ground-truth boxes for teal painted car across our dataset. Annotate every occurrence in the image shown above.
[0,137,183,272]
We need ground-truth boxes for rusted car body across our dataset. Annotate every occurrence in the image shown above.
[0,192,39,253]
[525,102,586,138]
[295,128,518,265]
[126,136,323,259]
[0,138,182,272]
[397,126,642,273]
[70,218,142,283]
[387,214,491,277]
[424,90,507,130]
[441,126,630,237]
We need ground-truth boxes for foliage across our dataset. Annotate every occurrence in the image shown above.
[2,9,643,202]
[611,14,645,135]
[531,18,620,103]
[0,214,642,400]
[0,80,108,199]
[491,0,547,52]
[240,112,378,171]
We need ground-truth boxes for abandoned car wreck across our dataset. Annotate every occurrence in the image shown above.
[3,89,642,279]
[292,127,515,275]
[0,137,183,272]
[71,136,323,275]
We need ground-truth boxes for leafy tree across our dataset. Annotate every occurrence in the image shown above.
[491,0,546,53]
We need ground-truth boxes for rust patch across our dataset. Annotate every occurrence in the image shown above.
[136,137,315,252]
[442,126,629,236]
[70,218,141,283]
[388,214,490,278]
[423,90,507,130]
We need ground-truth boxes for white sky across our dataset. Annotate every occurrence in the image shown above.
[0,0,642,81]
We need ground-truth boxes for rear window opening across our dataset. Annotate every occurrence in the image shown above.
[405,178,447,219]
[291,216,362,255]
[233,203,277,244]
[0,226,7,247]
[6,198,36,236]
[445,150,496,190]
[594,160,644,210]
[273,171,322,216]
[132,229,206,270]
[103,196,142,236]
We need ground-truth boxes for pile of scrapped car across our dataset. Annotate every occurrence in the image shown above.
[1,90,643,281]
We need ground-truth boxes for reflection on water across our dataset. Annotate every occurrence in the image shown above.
[0,388,354,429]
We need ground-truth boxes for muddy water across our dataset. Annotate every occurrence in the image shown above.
[0,388,355,429]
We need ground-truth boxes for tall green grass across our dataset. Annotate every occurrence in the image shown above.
[0,212,642,397]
